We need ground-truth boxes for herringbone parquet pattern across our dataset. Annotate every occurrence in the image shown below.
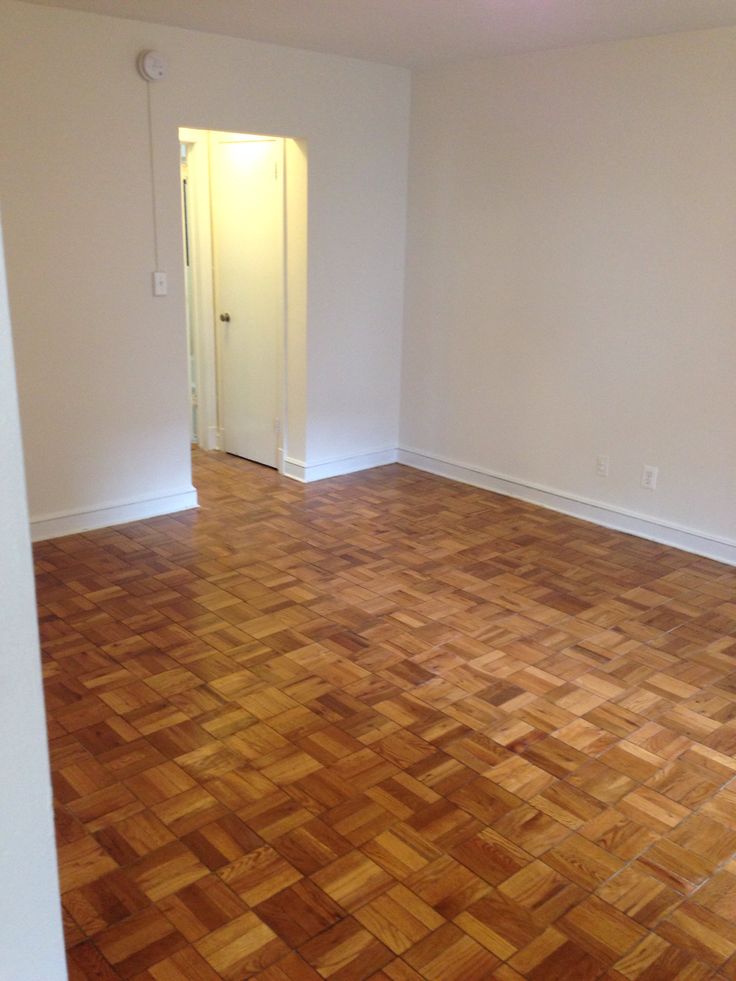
[40,449,736,980]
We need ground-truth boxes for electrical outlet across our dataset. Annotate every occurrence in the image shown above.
[641,465,658,490]
[596,454,610,478]
[152,271,168,296]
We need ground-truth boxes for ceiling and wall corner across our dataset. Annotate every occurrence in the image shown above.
[16,0,736,66]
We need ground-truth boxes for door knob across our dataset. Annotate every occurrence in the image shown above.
[219,312,231,322]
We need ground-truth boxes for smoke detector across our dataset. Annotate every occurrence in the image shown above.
[137,50,167,82]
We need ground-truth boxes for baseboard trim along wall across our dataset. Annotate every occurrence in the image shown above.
[30,487,199,542]
[283,448,398,483]
[29,449,736,567]
[398,447,736,568]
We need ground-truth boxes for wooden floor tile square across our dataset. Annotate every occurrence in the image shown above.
[311,849,394,911]
[485,756,557,799]
[353,882,445,954]
[492,802,571,856]
[66,940,125,980]
[254,879,344,947]
[42,449,736,979]
[63,869,148,937]
[58,835,119,893]
[558,895,648,964]
[508,926,606,981]
[182,812,264,870]
[578,808,658,861]
[596,865,681,928]
[271,816,352,875]
[405,798,482,849]
[403,922,501,980]
[135,945,223,980]
[299,916,393,979]
[123,761,197,807]
[95,810,176,865]
[321,794,395,846]
[638,838,716,893]
[195,911,290,979]
[219,844,302,906]
[531,780,604,830]
[567,760,637,805]
[613,934,713,981]
[151,786,228,836]
[644,760,722,808]
[617,787,691,833]
[701,787,736,830]
[498,860,585,925]
[454,889,545,959]
[447,774,521,824]
[95,906,187,978]
[657,902,736,967]
[126,840,209,901]
[249,950,323,981]
[405,855,492,918]
[157,874,246,942]
[67,782,144,832]
[545,833,625,889]
[366,771,441,820]
[450,827,532,886]
[361,822,443,879]
[669,814,736,864]
[691,870,736,920]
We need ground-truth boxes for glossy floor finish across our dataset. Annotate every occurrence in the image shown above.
[41,449,736,980]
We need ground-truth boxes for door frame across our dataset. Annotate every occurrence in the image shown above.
[179,128,219,451]
[178,126,295,474]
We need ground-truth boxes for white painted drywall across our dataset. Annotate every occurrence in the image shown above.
[402,28,736,546]
[0,212,67,979]
[0,0,409,527]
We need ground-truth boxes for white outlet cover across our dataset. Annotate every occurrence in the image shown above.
[641,465,658,490]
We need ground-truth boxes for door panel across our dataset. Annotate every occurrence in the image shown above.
[211,134,283,467]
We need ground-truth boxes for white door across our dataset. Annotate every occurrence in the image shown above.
[210,134,283,467]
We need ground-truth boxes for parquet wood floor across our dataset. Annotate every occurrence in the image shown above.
[39,448,736,980]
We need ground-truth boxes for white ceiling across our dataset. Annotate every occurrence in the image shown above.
[21,0,736,67]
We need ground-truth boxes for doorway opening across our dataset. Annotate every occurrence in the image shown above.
[179,127,307,472]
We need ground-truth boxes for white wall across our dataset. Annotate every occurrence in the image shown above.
[0,212,66,979]
[402,28,736,561]
[0,0,409,529]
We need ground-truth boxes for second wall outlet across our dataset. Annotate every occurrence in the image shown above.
[641,465,658,490]
[596,454,610,477]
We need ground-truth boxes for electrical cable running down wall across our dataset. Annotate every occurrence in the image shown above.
[138,49,167,292]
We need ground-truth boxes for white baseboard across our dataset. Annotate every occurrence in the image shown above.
[398,447,736,567]
[283,448,398,483]
[202,426,219,451]
[30,487,199,542]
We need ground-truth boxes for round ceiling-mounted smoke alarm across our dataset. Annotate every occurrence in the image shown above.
[137,50,167,81]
